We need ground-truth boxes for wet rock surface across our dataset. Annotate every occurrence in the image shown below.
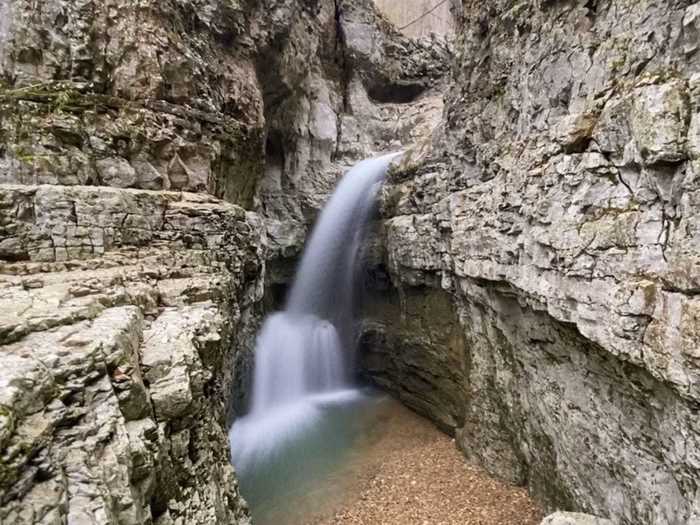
[361,1,700,523]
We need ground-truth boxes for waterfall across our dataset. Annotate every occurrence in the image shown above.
[229,153,399,475]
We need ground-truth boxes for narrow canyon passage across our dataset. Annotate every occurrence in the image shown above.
[1,0,698,523]
[236,393,542,525]
[228,153,542,524]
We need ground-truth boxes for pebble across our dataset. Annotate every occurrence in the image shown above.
[307,401,543,525]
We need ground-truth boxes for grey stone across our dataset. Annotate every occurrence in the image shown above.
[630,81,690,166]
[0,0,265,208]
[96,157,137,188]
[253,0,449,271]
[0,1,448,523]
[0,184,264,523]
[6,0,699,523]
[540,512,614,525]
[361,1,700,524]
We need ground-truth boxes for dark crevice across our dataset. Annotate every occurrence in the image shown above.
[583,0,598,23]
[334,0,351,114]
[367,81,428,104]
[0,251,30,262]
[69,201,78,225]
[149,495,168,522]
[660,282,700,297]
[332,0,350,162]
[616,169,634,195]
[265,130,285,176]
[591,138,635,195]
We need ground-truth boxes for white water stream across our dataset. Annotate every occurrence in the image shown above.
[229,154,399,492]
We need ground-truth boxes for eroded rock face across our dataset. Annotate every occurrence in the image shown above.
[373,0,454,38]
[254,0,450,284]
[0,187,265,524]
[361,1,700,523]
[0,1,274,521]
[0,0,450,522]
[0,0,265,207]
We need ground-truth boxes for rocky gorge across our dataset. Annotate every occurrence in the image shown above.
[0,0,699,524]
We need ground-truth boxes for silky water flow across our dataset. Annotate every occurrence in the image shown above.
[229,153,401,523]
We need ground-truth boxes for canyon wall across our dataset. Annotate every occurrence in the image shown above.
[373,0,454,38]
[361,1,700,523]
[5,0,697,523]
[0,188,265,524]
[0,2,271,521]
[0,0,449,522]
[256,0,449,287]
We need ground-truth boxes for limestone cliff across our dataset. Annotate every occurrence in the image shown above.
[255,0,450,285]
[361,1,700,523]
[5,0,697,523]
[0,0,450,522]
[374,0,454,38]
[0,188,265,524]
[0,1,272,521]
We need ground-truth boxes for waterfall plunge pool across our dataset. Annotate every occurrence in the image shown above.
[228,154,401,523]
[224,151,543,523]
[230,387,390,524]
[229,390,544,524]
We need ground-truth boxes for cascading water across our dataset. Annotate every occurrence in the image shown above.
[229,153,399,518]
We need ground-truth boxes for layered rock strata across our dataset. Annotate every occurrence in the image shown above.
[256,0,451,285]
[361,1,700,523]
[0,1,272,520]
[0,187,264,523]
[0,0,451,522]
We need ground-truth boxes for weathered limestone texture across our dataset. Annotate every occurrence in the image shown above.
[361,1,700,523]
[0,187,265,524]
[0,0,450,521]
[540,512,614,525]
[253,0,450,284]
[0,0,272,522]
[373,0,455,38]
[0,0,266,207]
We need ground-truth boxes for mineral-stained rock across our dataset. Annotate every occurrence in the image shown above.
[0,185,265,524]
[361,1,700,524]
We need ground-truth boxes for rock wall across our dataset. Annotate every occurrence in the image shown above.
[0,0,451,521]
[0,0,272,522]
[361,1,700,523]
[0,187,265,523]
[0,0,265,206]
[12,0,696,522]
[373,0,455,38]
[256,0,450,285]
